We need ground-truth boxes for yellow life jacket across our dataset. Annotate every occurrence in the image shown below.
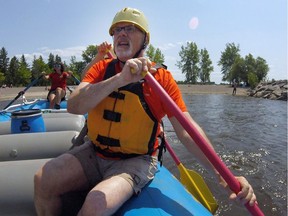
[87,60,159,159]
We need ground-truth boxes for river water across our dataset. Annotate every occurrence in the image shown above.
[0,94,287,215]
[162,94,287,216]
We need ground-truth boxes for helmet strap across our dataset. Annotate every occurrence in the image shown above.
[132,33,147,58]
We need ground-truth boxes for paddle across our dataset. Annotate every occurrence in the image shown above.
[142,71,264,216]
[163,136,218,213]
[70,74,80,85]
[3,75,44,110]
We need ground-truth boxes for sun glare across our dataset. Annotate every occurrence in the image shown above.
[189,17,199,30]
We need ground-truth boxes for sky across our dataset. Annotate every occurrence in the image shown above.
[1,0,287,83]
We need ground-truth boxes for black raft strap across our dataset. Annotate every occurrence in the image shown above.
[103,110,121,122]
[96,135,120,147]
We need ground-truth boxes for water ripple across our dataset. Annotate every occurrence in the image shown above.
[164,95,287,215]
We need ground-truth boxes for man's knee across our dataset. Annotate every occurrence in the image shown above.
[34,162,57,195]
[34,169,43,194]
[79,191,109,216]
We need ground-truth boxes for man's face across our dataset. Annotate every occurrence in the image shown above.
[112,22,145,62]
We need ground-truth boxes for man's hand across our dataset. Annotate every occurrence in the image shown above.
[123,57,152,81]
[97,42,113,57]
[230,176,257,206]
[218,174,257,206]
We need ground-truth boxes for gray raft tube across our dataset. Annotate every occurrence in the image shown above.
[0,130,79,161]
[0,112,86,135]
[0,158,49,216]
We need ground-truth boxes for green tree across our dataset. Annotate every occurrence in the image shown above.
[47,53,55,71]
[154,48,165,65]
[0,47,9,79]
[230,53,269,86]
[244,54,256,83]
[242,54,269,85]
[199,48,213,83]
[31,56,49,86]
[218,43,240,83]
[176,42,200,83]
[7,56,19,86]
[231,56,246,83]
[68,56,86,81]
[18,55,32,86]
[82,45,98,64]
[146,45,155,61]
[146,45,165,64]
[247,72,258,88]
[255,57,269,82]
[0,72,5,85]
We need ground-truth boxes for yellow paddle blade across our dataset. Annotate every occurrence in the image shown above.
[178,163,218,214]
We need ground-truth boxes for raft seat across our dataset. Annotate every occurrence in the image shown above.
[0,112,85,135]
[0,112,86,161]
[0,130,79,161]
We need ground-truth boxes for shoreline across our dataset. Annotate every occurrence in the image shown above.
[178,84,248,95]
[0,84,248,101]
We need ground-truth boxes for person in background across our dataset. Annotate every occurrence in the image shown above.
[81,42,115,79]
[232,80,237,95]
[42,63,73,109]
[34,7,257,215]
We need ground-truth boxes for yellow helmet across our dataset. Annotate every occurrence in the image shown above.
[109,8,150,44]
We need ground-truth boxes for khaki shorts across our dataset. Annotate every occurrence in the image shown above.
[68,141,158,194]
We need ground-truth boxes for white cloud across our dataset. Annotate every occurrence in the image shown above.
[158,43,177,51]
[16,46,87,64]
[40,46,86,59]
[176,41,184,46]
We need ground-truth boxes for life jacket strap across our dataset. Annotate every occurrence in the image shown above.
[103,110,121,122]
[93,145,142,159]
[96,135,120,147]
[109,91,125,100]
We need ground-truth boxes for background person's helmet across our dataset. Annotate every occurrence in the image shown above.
[109,7,150,44]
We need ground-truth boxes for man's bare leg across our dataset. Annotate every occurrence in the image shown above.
[34,154,89,216]
[78,176,134,216]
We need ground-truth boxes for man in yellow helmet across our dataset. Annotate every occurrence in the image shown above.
[34,7,257,215]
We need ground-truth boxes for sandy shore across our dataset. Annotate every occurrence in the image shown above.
[0,84,248,101]
[178,84,247,95]
[0,86,50,101]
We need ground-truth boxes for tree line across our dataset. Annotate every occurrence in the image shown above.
[0,44,161,88]
[0,42,269,88]
[176,42,269,87]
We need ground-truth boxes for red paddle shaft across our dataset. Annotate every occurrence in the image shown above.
[144,72,264,216]
[165,138,181,166]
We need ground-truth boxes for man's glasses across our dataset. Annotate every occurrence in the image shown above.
[112,25,138,35]
[54,64,61,68]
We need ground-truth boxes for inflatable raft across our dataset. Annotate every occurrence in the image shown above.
[0,99,212,216]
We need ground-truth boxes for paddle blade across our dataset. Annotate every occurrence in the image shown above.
[178,163,218,214]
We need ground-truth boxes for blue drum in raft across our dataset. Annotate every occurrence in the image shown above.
[11,109,46,133]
